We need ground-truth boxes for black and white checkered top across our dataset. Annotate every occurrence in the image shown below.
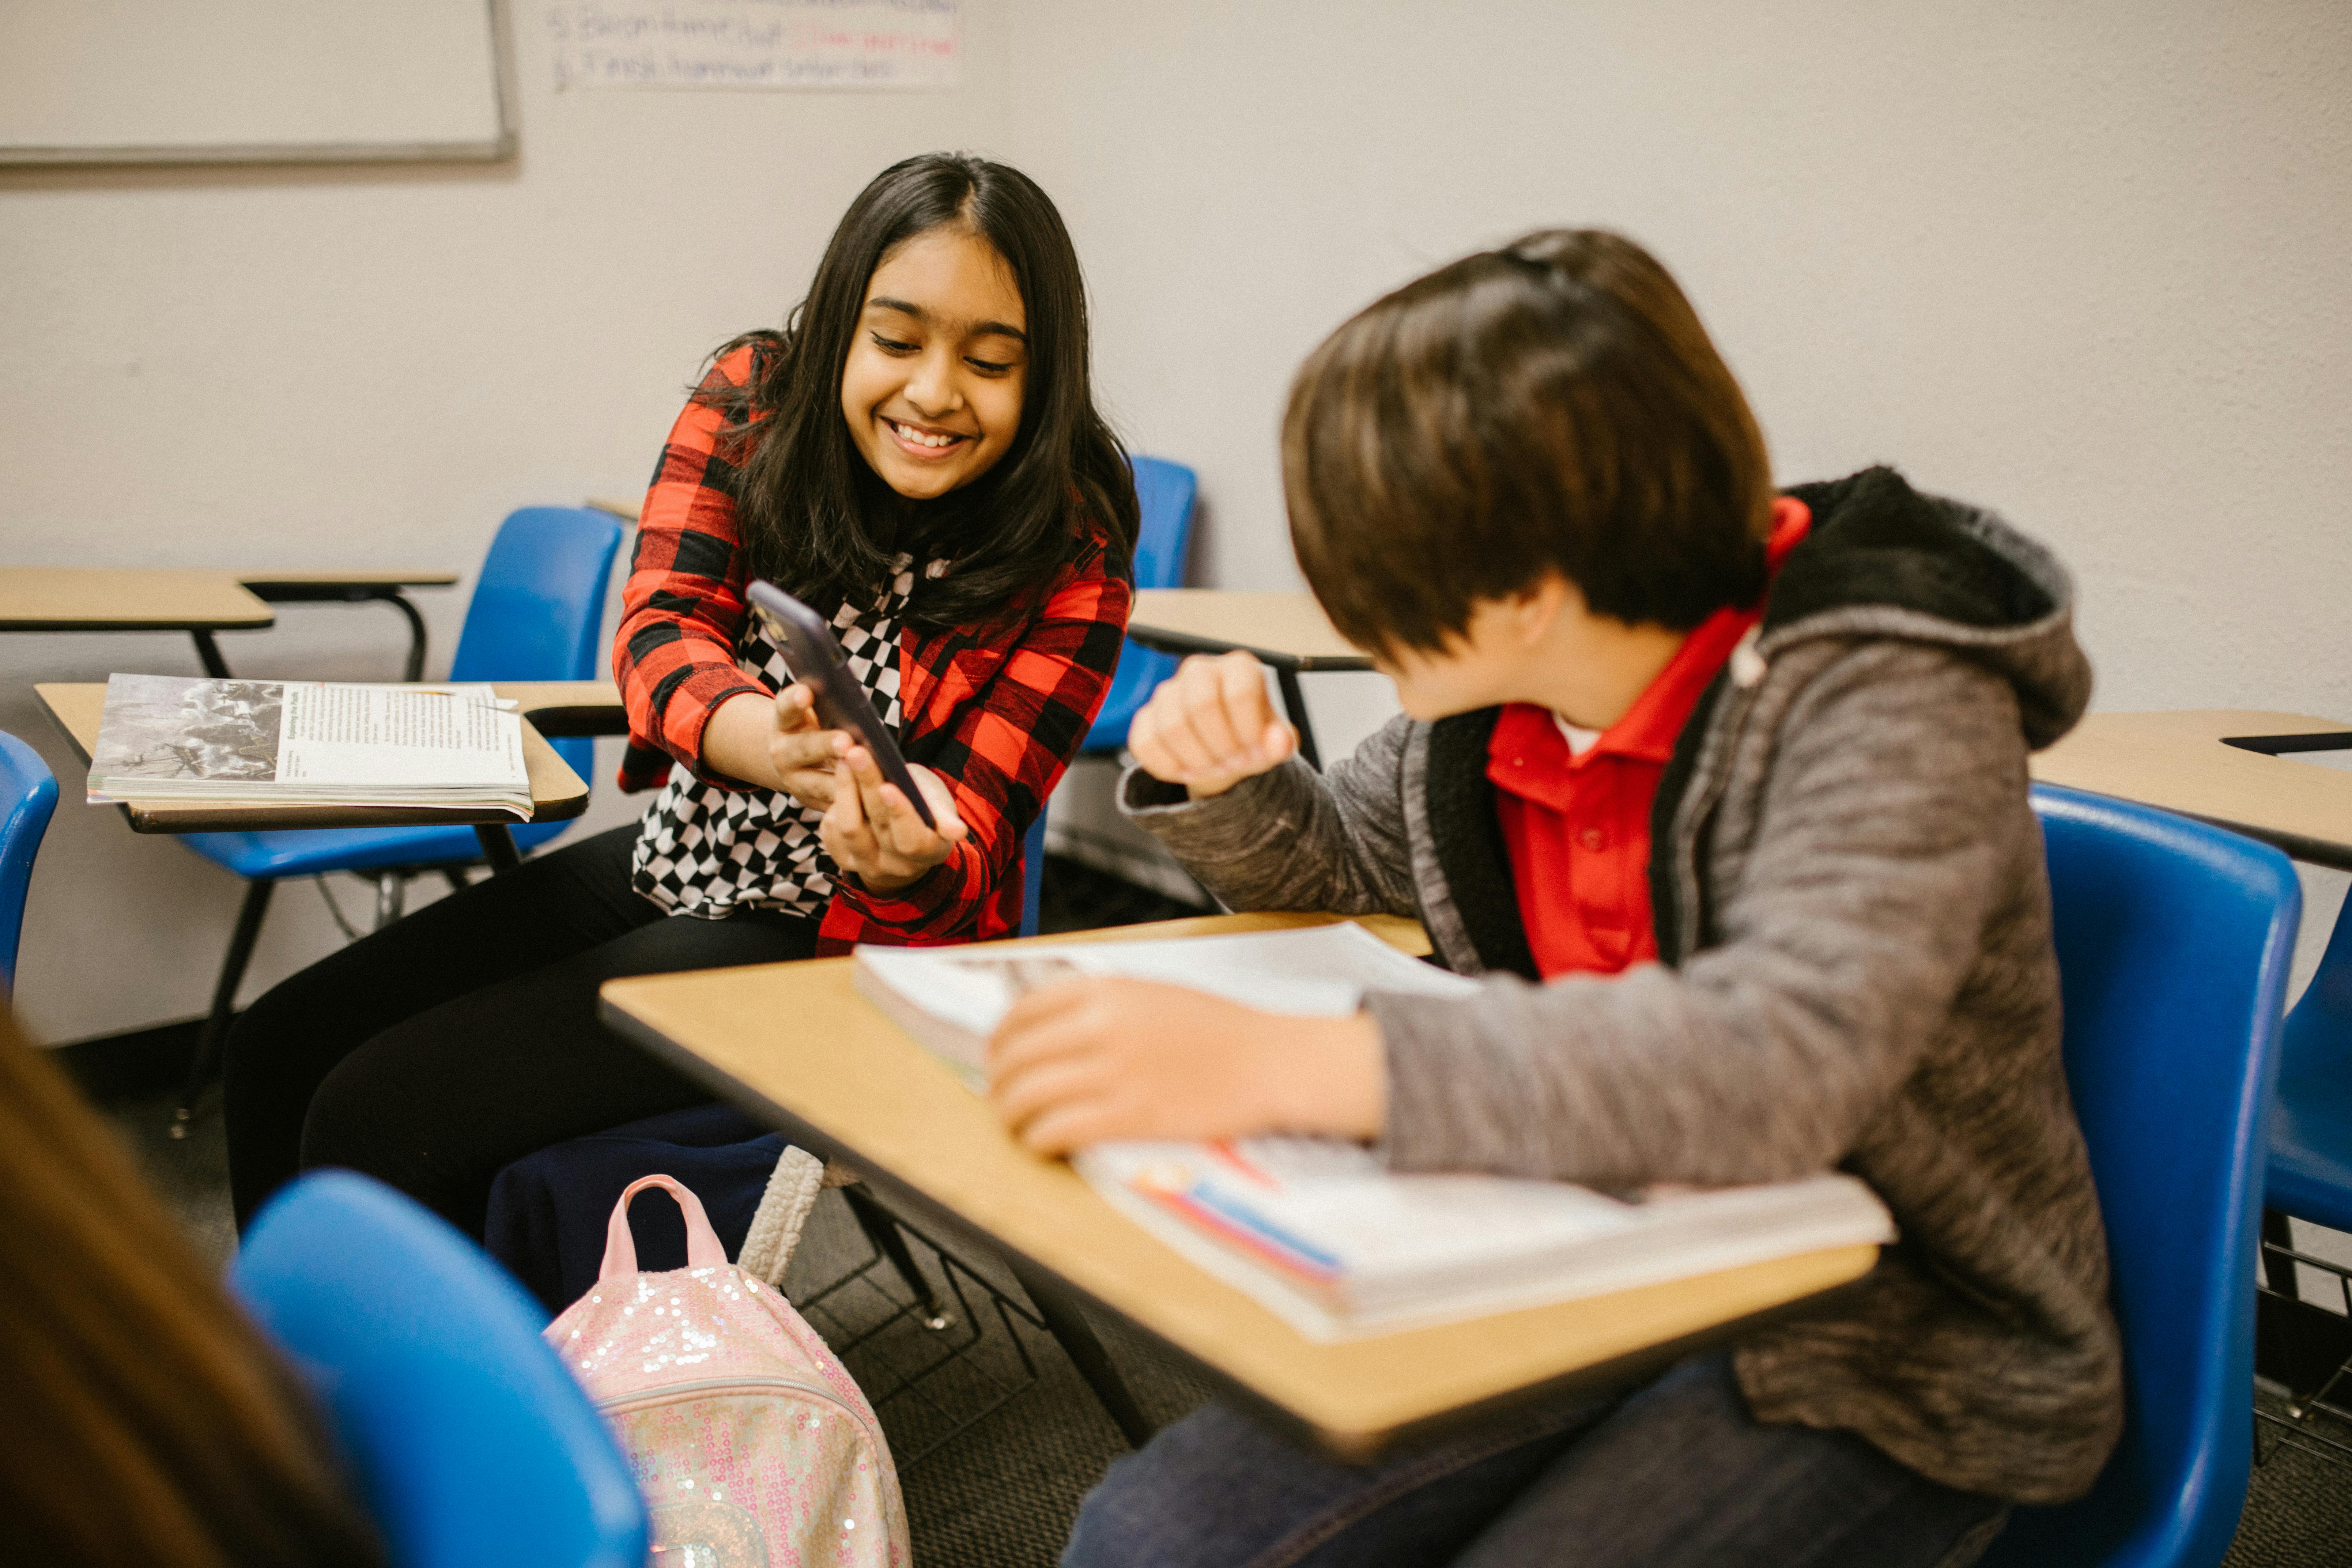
[630,554,947,919]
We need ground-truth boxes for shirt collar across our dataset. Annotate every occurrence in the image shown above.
[1509,497,1814,772]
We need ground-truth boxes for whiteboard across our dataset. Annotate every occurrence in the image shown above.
[547,1,958,91]
[0,0,513,165]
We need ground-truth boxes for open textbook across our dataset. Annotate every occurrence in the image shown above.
[87,674,532,819]
[853,921,1478,1091]
[853,922,1896,1339]
[1077,1141,1893,1340]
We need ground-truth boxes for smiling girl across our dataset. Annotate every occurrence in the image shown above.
[222,153,1137,1236]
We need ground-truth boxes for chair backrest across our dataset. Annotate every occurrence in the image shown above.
[1128,456,1197,593]
[232,1171,648,1568]
[1020,806,1049,938]
[1085,455,1199,752]
[446,506,627,785]
[0,730,58,992]
[1983,786,2299,1568]
[2267,892,2352,1233]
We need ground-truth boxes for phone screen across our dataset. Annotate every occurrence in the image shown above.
[744,581,937,829]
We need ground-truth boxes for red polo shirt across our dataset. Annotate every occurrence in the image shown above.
[1488,500,1812,979]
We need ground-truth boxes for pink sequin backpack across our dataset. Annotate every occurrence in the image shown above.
[547,1172,909,1567]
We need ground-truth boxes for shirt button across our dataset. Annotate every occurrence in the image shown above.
[1578,828,1605,850]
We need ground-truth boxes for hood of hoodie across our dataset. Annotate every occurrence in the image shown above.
[1769,466,2092,749]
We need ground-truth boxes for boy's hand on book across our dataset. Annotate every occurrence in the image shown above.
[1130,651,1299,798]
[823,749,968,892]
[986,978,1387,1155]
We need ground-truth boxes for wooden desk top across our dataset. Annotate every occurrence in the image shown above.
[494,679,627,738]
[585,496,643,524]
[0,567,274,631]
[1129,590,1374,672]
[1,566,461,630]
[600,911,1878,1458]
[35,680,612,833]
[2031,710,2352,870]
[235,568,460,596]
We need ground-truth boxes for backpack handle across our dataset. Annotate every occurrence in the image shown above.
[601,1174,731,1281]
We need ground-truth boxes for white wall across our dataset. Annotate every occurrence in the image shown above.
[0,1,1015,1042]
[1011,0,2352,736]
[5,0,2350,1043]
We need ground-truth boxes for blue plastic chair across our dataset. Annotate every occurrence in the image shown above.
[2254,871,2352,1456]
[1083,456,1198,753]
[1980,785,2299,1568]
[234,1170,646,1568]
[171,506,626,1131]
[1020,806,1048,938]
[0,731,60,993]
[2266,899,2352,1236]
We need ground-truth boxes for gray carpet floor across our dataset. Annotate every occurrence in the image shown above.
[106,1086,2352,1567]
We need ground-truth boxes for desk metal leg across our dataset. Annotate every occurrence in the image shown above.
[1274,665,1322,771]
[2265,1209,2302,1300]
[475,824,522,873]
[841,1183,953,1330]
[385,591,429,682]
[172,879,273,1139]
[1009,1258,1158,1450]
[189,630,232,679]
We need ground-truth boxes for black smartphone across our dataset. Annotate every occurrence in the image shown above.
[744,579,937,830]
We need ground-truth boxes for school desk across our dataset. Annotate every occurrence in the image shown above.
[597,910,1883,1461]
[2030,711,2352,873]
[1125,590,1375,769]
[0,565,457,679]
[235,568,461,681]
[34,678,619,870]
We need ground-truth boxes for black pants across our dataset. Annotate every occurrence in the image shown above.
[223,824,819,1237]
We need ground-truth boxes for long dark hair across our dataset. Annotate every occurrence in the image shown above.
[705,152,1137,630]
[0,1007,385,1566]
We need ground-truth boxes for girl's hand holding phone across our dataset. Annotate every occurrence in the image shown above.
[822,745,968,891]
[1129,651,1299,799]
[763,681,852,811]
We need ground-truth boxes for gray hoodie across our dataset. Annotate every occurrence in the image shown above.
[1121,466,2123,1503]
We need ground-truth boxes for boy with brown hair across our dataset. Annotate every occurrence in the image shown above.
[990,230,2122,1567]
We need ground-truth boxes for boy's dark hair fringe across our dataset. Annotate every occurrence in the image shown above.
[1283,229,1773,654]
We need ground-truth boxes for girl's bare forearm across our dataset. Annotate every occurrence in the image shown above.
[699,692,788,791]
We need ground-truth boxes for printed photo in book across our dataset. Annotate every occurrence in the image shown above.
[88,675,283,783]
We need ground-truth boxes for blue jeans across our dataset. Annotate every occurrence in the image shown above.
[1062,1356,2006,1568]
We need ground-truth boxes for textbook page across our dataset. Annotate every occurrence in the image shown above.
[87,675,529,814]
[853,922,1477,1087]
[276,681,523,787]
[1077,1139,1896,1341]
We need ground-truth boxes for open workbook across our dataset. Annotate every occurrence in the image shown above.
[853,922,1896,1340]
[86,674,532,819]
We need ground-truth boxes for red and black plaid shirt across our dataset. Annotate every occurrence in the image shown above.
[615,347,1133,952]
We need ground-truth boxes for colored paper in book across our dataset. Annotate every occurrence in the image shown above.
[1075,1137,1896,1342]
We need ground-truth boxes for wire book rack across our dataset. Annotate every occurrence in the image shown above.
[2256,1232,2352,1469]
[792,1200,1051,1471]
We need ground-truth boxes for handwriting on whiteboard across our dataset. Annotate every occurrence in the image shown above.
[549,1,958,91]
